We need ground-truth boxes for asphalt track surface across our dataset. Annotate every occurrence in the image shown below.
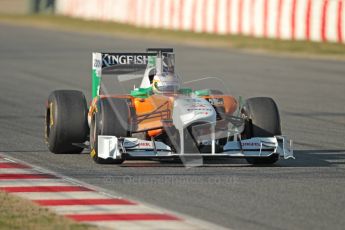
[0,23,345,230]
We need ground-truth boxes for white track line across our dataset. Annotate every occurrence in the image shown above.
[0,179,71,187]
[47,204,162,215]
[87,220,204,230]
[0,168,43,174]
[13,191,111,200]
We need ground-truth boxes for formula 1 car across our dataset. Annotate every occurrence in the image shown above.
[45,48,293,165]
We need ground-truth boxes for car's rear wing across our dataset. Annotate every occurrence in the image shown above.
[91,48,173,98]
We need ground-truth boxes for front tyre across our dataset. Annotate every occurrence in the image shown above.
[45,90,89,154]
[90,98,131,164]
[242,97,281,165]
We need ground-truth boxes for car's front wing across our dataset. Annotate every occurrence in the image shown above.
[96,135,294,160]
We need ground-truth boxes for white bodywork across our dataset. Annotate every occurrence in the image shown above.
[140,67,154,88]
[172,96,217,154]
[172,97,217,129]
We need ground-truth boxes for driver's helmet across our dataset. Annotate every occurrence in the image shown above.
[152,72,180,94]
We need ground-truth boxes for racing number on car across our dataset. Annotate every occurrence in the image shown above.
[93,59,102,68]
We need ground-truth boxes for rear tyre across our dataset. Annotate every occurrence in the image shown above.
[242,97,281,165]
[45,90,88,154]
[90,98,130,164]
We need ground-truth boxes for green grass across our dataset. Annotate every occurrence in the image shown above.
[1,14,345,58]
[0,191,97,230]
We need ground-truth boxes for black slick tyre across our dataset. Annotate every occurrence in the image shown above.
[90,98,131,164]
[45,90,88,154]
[242,97,281,165]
